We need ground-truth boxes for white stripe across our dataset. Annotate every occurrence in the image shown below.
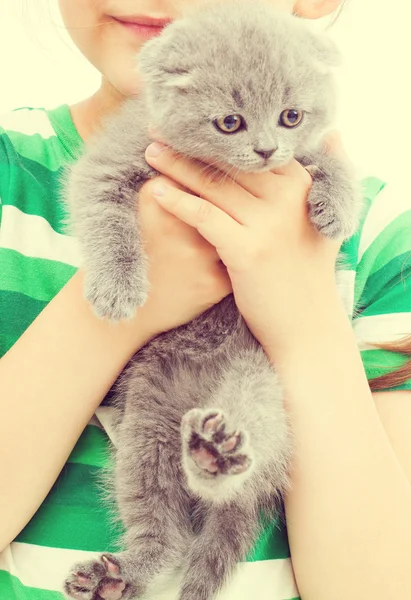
[0,109,56,139]
[216,560,298,600]
[0,205,82,267]
[358,184,411,261]
[95,406,119,444]
[146,559,298,600]
[0,543,99,591]
[0,542,298,600]
[354,313,411,350]
[336,269,356,317]
[88,414,104,429]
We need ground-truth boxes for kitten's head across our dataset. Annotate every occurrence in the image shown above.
[138,0,340,171]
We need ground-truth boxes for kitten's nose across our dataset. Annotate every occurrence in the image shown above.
[254,148,276,159]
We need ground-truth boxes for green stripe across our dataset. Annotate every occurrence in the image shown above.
[338,176,385,272]
[338,233,360,271]
[1,106,82,168]
[0,290,47,358]
[0,571,61,600]
[47,105,84,161]
[367,212,411,278]
[0,131,11,204]
[361,348,411,390]
[0,332,17,357]
[0,248,76,303]
[3,130,65,172]
[355,253,411,316]
[15,462,125,552]
[68,425,111,468]
[0,146,69,233]
[355,215,411,307]
[361,176,386,201]
[247,515,290,561]
[15,453,290,560]
[380,381,411,392]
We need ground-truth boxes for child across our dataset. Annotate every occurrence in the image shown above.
[0,1,410,599]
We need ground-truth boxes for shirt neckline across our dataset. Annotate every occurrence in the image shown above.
[47,104,84,161]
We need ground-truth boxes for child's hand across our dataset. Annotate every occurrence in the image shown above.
[137,177,232,338]
[144,134,347,351]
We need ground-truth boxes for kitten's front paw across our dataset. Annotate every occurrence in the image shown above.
[305,164,360,240]
[85,263,149,321]
[63,554,135,600]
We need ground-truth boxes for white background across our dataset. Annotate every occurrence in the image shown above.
[0,0,410,183]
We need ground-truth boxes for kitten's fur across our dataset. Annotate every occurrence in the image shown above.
[63,2,359,599]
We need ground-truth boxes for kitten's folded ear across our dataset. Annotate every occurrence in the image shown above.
[137,29,196,90]
[311,32,341,70]
[137,35,167,78]
[299,27,342,73]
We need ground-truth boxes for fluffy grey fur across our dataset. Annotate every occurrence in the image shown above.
[63,2,360,599]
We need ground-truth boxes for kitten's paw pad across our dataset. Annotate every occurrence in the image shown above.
[63,554,134,600]
[182,409,252,476]
[84,269,148,321]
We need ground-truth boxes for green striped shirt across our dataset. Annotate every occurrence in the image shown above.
[0,106,410,600]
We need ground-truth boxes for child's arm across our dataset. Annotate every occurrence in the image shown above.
[0,271,152,551]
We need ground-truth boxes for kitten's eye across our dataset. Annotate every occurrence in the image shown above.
[279,109,304,128]
[213,114,245,134]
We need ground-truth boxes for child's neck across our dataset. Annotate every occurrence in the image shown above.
[69,78,135,141]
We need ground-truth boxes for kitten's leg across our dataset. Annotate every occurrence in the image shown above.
[181,346,292,503]
[65,100,156,320]
[63,482,191,600]
[297,150,361,239]
[63,422,192,599]
[67,162,155,320]
[179,501,259,600]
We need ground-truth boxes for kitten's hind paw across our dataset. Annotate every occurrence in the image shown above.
[63,554,135,600]
[182,408,252,485]
[84,265,149,321]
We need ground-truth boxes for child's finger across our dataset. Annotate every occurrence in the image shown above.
[145,178,245,255]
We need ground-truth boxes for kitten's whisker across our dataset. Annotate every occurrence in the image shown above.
[218,167,235,190]
[200,160,240,189]
[197,161,228,190]
[230,167,242,185]
[225,165,240,186]
[214,167,230,187]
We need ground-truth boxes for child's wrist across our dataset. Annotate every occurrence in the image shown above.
[259,289,347,361]
[69,270,154,357]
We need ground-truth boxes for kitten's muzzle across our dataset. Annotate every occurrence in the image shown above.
[254,148,276,160]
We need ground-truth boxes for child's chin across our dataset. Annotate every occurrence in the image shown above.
[107,67,144,99]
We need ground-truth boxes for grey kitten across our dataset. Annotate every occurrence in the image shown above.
[63,2,359,600]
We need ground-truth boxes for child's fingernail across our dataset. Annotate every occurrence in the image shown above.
[146,142,165,158]
[152,183,167,197]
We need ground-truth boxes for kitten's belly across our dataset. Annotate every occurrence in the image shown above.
[141,294,247,360]
[111,295,257,418]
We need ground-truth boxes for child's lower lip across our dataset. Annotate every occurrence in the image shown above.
[115,20,166,40]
